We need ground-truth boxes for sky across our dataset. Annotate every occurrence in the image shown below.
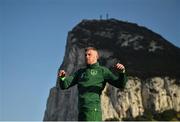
[0,0,179,121]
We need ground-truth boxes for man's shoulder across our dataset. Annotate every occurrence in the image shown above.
[76,67,86,73]
[98,65,110,71]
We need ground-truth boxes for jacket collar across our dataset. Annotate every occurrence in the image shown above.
[87,62,99,68]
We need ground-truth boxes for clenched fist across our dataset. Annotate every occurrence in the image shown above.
[58,70,66,77]
[115,63,125,73]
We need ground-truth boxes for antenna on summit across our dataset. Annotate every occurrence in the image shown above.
[106,13,109,19]
[100,15,102,20]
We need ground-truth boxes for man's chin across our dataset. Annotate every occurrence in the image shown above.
[86,61,90,64]
[86,62,91,65]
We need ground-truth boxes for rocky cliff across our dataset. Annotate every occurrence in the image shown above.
[43,19,180,121]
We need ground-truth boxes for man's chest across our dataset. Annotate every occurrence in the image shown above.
[78,68,104,87]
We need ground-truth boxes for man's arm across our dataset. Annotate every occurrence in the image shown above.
[58,70,79,89]
[103,63,127,89]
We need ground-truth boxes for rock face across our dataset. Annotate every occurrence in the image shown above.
[43,19,180,121]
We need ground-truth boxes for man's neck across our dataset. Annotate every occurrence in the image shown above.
[89,61,98,65]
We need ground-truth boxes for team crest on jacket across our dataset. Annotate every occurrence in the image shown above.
[90,69,97,76]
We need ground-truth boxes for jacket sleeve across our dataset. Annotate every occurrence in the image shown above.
[103,67,127,89]
[58,70,79,89]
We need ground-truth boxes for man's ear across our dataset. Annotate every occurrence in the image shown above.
[96,52,99,60]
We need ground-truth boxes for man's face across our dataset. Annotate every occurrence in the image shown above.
[85,50,98,65]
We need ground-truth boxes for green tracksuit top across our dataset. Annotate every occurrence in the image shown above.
[58,62,127,121]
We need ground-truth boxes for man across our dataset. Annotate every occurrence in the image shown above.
[58,47,127,121]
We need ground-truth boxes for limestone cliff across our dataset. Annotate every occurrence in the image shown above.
[43,19,180,121]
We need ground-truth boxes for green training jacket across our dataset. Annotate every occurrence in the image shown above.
[58,62,127,121]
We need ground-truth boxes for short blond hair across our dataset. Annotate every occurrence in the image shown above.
[85,47,98,52]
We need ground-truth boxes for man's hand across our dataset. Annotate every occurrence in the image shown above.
[115,63,125,73]
[58,70,66,78]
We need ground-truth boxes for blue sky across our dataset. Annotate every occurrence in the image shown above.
[0,0,179,121]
